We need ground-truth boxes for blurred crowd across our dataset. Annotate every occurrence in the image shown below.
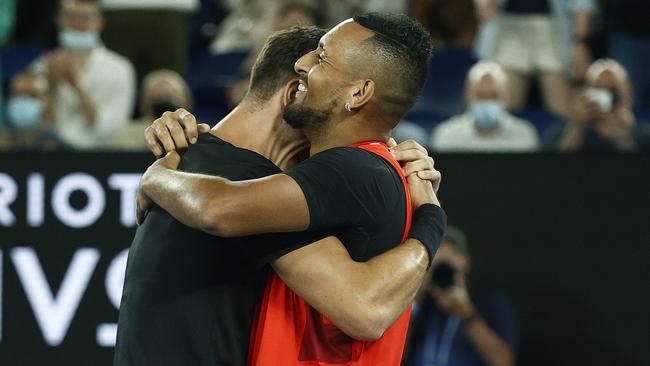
[0,0,649,152]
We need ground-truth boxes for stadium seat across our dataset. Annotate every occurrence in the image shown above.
[0,44,47,83]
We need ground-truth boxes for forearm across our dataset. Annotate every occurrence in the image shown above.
[42,90,57,126]
[273,238,429,341]
[72,84,98,124]
[464,318,515,366]
[332,205,445,337]
[356,240,430,329]
[141,166,232,233]
[557,122,586,151]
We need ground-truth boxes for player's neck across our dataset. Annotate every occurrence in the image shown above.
[307,115,390,156]
[211,99,309,170]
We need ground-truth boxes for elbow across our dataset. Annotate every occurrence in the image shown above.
[198,209,226,236]
[344,306,391,341]
[198,202,233,237]
[197,196,244,238]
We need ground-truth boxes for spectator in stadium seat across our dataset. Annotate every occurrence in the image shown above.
[552,59,640,152]
[210,0,316,54]
[3,73,65,150]
[100,0,198,77]
[402,226,517,366]
[107,69,193,151]
[475,0,596,117]
[430,62,540,152]
[15,0,136,151]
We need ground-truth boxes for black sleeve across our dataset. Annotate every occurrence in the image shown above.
[245,230,331,268]
[285,147,403,231]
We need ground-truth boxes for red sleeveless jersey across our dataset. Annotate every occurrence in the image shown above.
[248,141,413,366]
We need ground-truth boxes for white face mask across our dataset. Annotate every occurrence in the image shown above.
[58,29,99,52]
[7,96,44,129]
[470,100,505,130]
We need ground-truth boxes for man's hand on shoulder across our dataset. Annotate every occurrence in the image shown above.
[136,151,182,225]
[145,108,211,158]
[388,138,442,209]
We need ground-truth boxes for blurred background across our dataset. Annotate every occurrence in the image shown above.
[0,0,648,365]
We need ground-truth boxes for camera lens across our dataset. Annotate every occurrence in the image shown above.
[431,262,456,289]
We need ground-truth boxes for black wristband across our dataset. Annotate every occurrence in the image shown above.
[407,204,447,269]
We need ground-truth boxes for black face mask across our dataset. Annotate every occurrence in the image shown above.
[152,101,180,118]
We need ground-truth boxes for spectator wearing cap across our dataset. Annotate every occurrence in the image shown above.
[403,226,517,366]
[431,62,540,152]
[15,0,136,150]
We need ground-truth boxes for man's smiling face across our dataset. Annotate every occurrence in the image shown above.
[283,20,375,135]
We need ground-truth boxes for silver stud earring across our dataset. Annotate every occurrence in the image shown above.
[345,103,352,112]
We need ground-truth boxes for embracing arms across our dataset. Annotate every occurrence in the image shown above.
[139,109,447,340]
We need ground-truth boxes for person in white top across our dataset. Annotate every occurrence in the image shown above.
[431,61,540,152]
[22,0,135,150]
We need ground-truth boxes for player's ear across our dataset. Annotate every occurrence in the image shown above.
[347,79,375,110]
[282,79,301,108]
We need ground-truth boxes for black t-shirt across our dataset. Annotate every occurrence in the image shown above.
[114,134,324,366]
[284,146,408,262]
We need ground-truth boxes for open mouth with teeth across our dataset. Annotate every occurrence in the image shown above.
[295,80,308,100]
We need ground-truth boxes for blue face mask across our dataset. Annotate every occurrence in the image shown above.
[7,96,44,129]
[470,101,505,130]
[58,29,99,52]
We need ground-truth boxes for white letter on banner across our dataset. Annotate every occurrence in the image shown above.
[11,247,100,346]
[52,173,105,228]
[108,174,141,227]
[27,173,45,227]
[97,248,128,347]
[0,173,17,226]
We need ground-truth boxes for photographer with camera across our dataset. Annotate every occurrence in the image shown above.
[553,58,639,152]
[403,227,516,366]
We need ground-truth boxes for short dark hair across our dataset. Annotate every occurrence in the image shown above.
[248,26,325,101]
[352,13,433,122]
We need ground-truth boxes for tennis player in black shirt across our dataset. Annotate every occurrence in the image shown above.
[116,23,445,366]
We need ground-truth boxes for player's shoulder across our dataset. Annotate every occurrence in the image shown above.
[304,146,398,180]
[294,146,404,202]
[182,134,280,178]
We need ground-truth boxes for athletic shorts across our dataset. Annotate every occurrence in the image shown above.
[492,14,564,74]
